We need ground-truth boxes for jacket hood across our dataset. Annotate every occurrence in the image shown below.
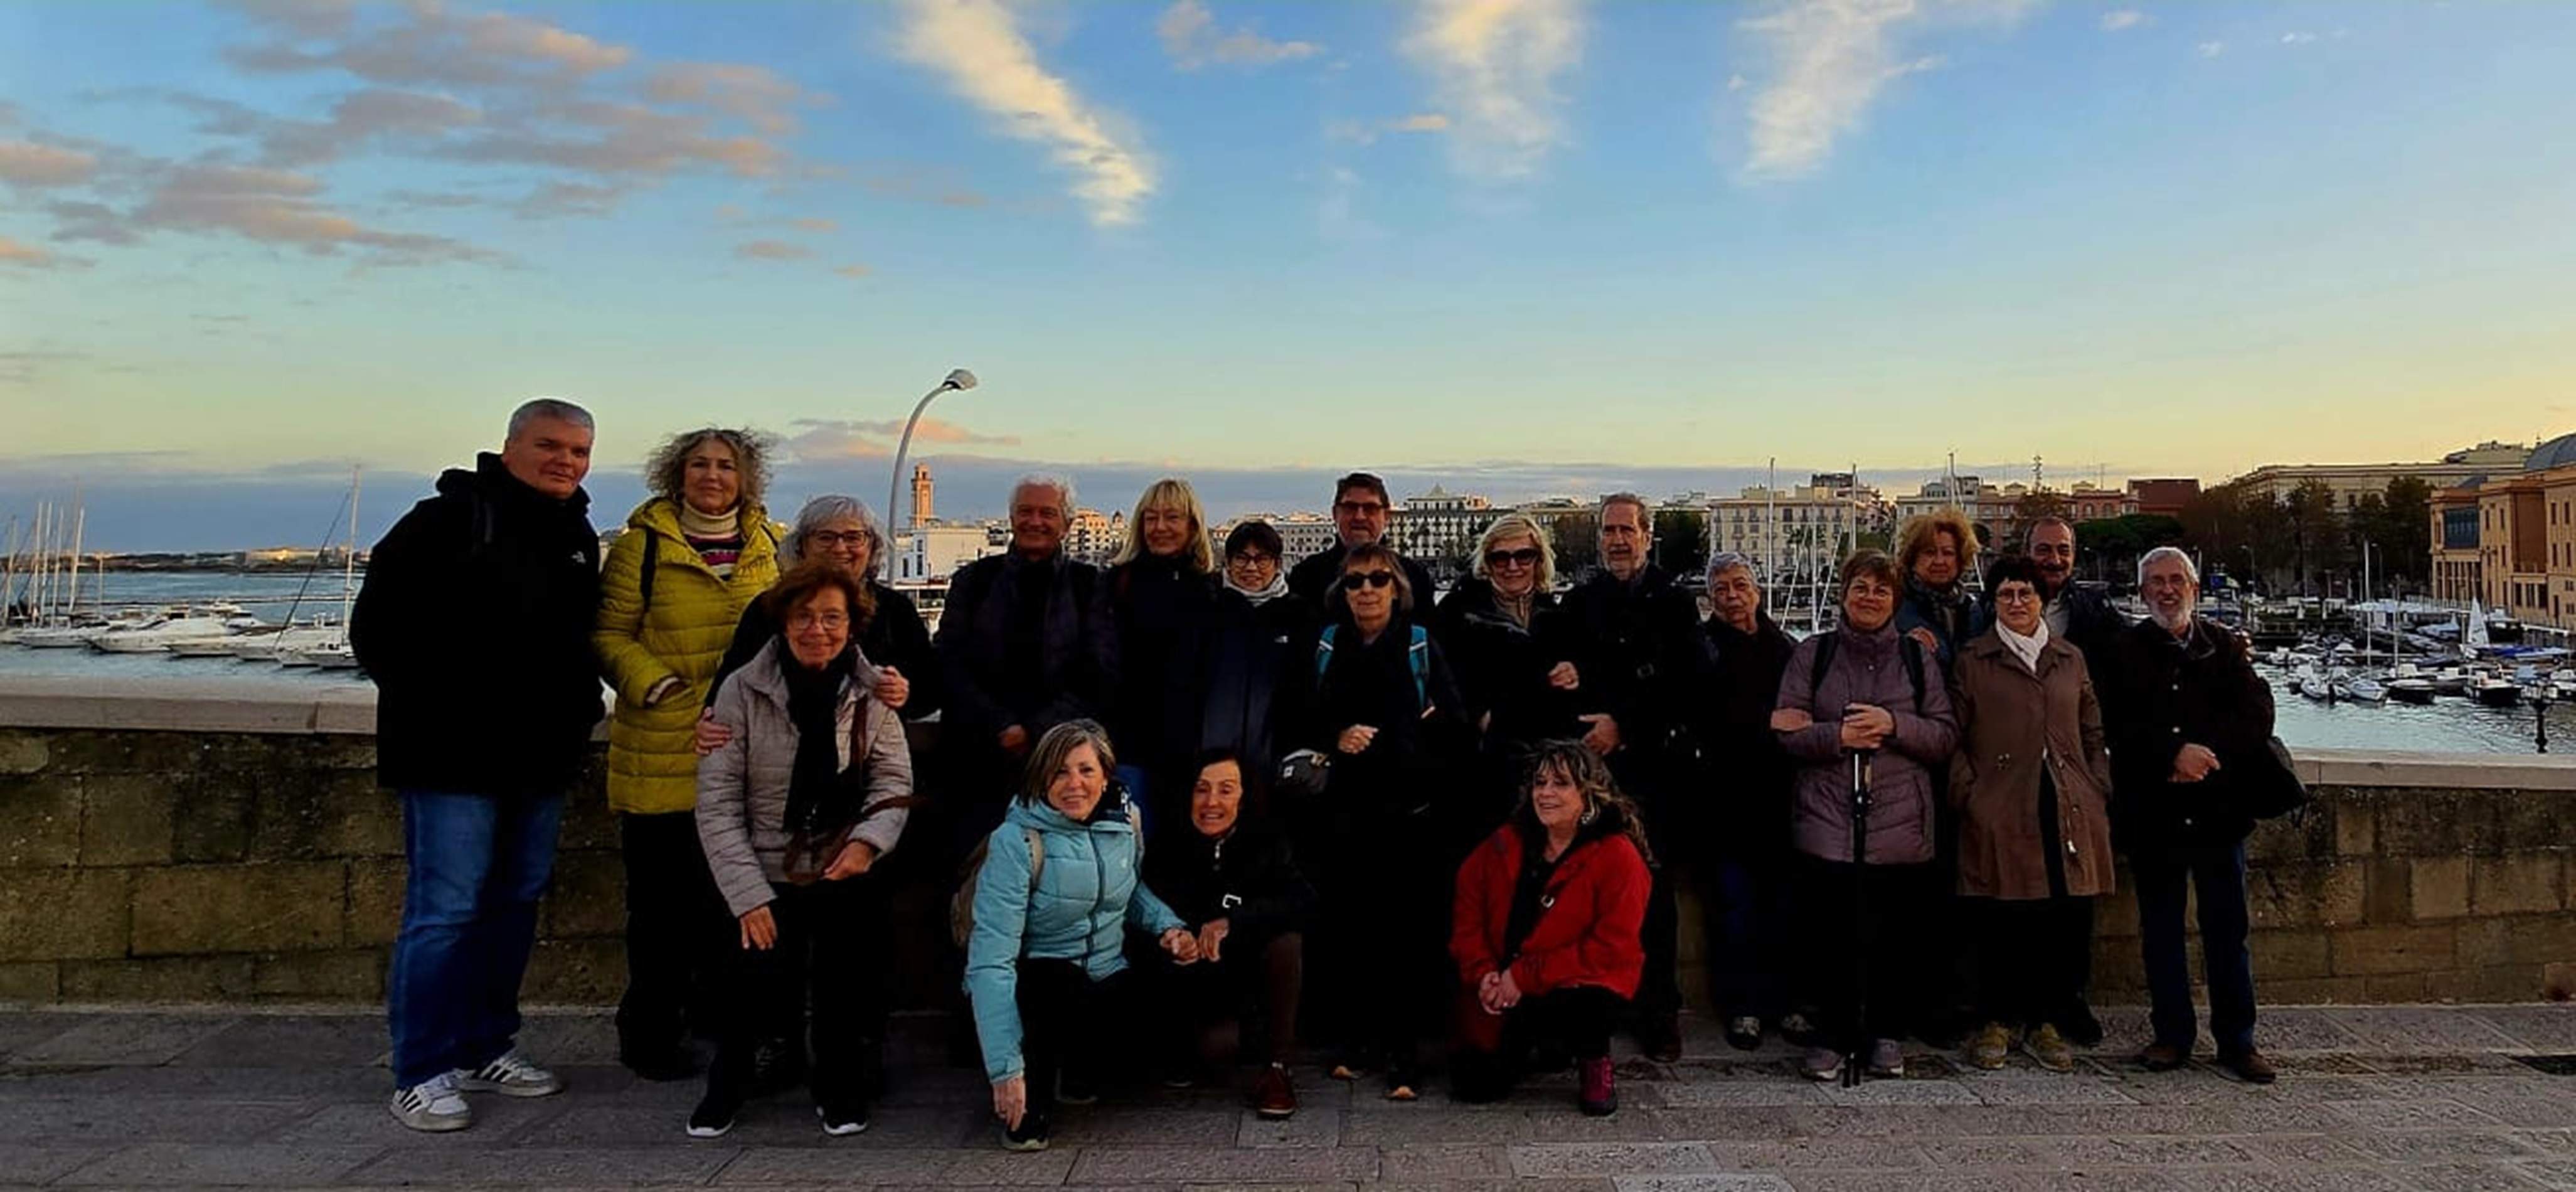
[442,452,591,515]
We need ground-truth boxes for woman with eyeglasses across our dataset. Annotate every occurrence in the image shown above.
[1286,540,1466,1102]
[1431,514,1583,842]
[1946,555,2114,1075]
[1201,521,1317,780]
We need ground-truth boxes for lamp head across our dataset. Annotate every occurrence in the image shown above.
[944,368,977,391]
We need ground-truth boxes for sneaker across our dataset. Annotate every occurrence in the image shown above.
[1637,1012,1685,1063]
[1252,1064,1298,1120]
[1967,1023,2013,1071]
[1725,1016,1765,1052]
[816,1099,870,1137]
[2135,1041,2190,1072]
[389,1072,472,1132]
[686,1089,739,1139]
[1001,1110,1051,1151]
[1056,1070,1099,1106]
[1779,1012,1820,1048]
[1866,1039,1905,1079]
[2023,1023,2076,1073]
[1801,1046,1843,1082]
[2217,1048,2277,1085]
[1578,1056,1617,1117]
[455,1050,563,1098]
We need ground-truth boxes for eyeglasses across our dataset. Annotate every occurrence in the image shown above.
[1486,548,1541,567]
[1228,552,1277,567]
[1993,588,2041,605]
[1340,571,1397,592]
[1334,500,1388,516]
[787,611,849,630]
[808,531,869,548]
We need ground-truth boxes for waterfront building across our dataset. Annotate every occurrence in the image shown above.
[2429,434,2576,634]
[1392,486,1497,575]
[890,523,994,583]
[2234,441,2528,510]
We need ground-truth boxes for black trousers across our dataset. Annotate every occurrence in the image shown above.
[617,811,731,1050]
[1793,856,1939,1050]
[708,876,889,1105]
[1612,752,1683,1023]
[1450,985,1628,1102]
[1141,930,1304,1068]
[1013,959,1136,1115]
[1697,851,1793,1023]
[1969,895,2096,1031]
[1309,815,1447,1073]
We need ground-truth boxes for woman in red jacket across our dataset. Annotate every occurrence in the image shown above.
[1449,739,1654,1116]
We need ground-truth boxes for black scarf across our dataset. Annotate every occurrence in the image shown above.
[780,642,860,839]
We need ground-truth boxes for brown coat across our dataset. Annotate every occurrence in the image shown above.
[1947,631,2116,900]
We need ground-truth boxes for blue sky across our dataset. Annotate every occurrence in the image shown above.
[3,1,2573,550]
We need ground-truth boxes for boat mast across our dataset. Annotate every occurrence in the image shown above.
[65,490,83,619]
[341,467,361,631]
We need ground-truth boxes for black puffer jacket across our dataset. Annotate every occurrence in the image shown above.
[351,454,604,797]
[1432,577,1580,748]
[1144,817,1317,940]
[1200,587,1316,778]
[1108,553,1218,785]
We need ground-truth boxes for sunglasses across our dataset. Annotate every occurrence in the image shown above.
[1486,547,1541,567]
[1340,571,1397,592]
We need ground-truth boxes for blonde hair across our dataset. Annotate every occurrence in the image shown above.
[1110,477,1214,573]
[645,427,774,518]
[1897,509,1979,582]
[1471,513,1556,591]
[1020,719,1117,806]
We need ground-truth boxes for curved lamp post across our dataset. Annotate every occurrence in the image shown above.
[888,369,977,537]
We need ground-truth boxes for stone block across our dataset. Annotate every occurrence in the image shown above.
[2329,924,2457,976]
[2262,975,2370,1003]
[2361,972,2430,1001]
[541,852,625,939]
[2247,807,2336,863]
[344,858,405,946]
[2460,916,2576,969]
[251,949,385,1001]
[78,774,179,866]
[2247,860,2366,930]
[0,961,60,1000]
[2424,964,2550,1003]
[45,730,210,775]
[2471,854,2565,915]
[2547,962,2576,1001]
[521,937,625,1004]
[0,868,131,961]
[2249,930,2333,981]
[2362,856,2412,924]
[248,774,402,861]
[0,773,83,866]
[2334,802,2376,856]
[2498,790,2576,855]
[57,955,258,1001]
[2410,856,2471,921]
[2375,789,2504,856]
[0,730,49,775]
[130,861,346,955]
[171,779,255,863]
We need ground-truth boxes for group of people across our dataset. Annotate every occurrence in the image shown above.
[354,400,2295,1152]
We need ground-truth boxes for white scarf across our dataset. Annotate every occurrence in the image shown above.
[1998,617,2050,675]
[1226,570,1289,606]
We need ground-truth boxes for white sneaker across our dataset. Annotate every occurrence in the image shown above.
[455,1050,564,1097]
[390,1072,473,1132]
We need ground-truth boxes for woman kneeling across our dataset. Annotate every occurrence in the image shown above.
[1449,740,1653,1116]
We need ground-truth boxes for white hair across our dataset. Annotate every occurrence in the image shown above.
[1706,551,1762,587]
[506,397,592,440]
[783,494,885,577]
[1011,472,1077,519]
[2137,546,2199,587]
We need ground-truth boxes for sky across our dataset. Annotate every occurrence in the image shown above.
[3,0,2573,551]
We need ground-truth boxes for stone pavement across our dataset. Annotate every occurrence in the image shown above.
[4,1005,2576,1189]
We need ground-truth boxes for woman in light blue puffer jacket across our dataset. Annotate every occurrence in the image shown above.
[964,720,1197,1152]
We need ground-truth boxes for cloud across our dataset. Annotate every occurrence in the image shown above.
[733,238,812,260]
[1402,0,1587,179]
[511,180,629,219]
[644,61,828,135]
[1157,0,1323,70]
[45,200,141,245]
[2099,9,2148,31]
[226,3,631,86]
[833,263,870,279]
[385,188,486,209]
[894,0,1157,226]
[0,141,101,186]
[784,415,1017,460]
[2196,40,2225,58]
[121,162,504,266]
[2279,31,2317,45]
[221,0,357,39]
[0,235,85,270]
[434,99,787,178]
[788,216,838,232]
[1324,112,1453,145]
[1737,0,2037,183]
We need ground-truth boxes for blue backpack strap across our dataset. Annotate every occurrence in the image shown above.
[1314,623,1338,685]
[1406,624,1429,707]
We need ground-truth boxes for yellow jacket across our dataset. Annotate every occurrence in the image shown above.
[594,497,783,814]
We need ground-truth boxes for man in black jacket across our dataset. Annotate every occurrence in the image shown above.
[1284,472,1436,612]
[2028,518,2129,676]
[1551,493,1713,1061]
[2101,547,2281,1085]
[351,399,604,1132]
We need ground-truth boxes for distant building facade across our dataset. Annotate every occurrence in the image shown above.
[2430,434,2576,632]
[2235,441,2527,510]
[1393,486,1497,573]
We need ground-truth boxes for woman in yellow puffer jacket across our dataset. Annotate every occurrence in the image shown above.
[595,426,784,1078]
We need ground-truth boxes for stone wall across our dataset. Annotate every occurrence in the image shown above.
[3,676,2572,1006]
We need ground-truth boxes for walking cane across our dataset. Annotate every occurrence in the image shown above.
[1844,747,1876,1088]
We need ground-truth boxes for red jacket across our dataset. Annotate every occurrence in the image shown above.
[1450,822,1650,1000]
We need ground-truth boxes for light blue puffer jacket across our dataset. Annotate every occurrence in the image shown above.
[963,795,1184,1083]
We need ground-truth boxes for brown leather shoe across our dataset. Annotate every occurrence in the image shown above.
[1252,1065,1297,1120]
[2218,1048,2277,1085]
[2135,1042,2189,1072]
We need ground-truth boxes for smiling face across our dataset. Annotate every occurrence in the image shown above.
[1333,485,1388,548]
[1484,532,1541,599]
[1226,543,1278,591]
[681,437,742,518]
[1189,758,1244,838]
[1530,759,1583,836]
[1993,578,2043,637]
[2029,521,2075,590]
[803,515,871,578]
[1843,570,1898,633]
[1045,742,1107,822]
[1141,503,1192,558]
[784,585,851,669]
[2142,555,2199,630]
[1010,483,1068,558]
[500,415,592,500]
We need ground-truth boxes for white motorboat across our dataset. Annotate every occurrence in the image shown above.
[229,625,338,662]
[2334,676,2388,705]
[166,639,245,658]
[293,642,358,669]
[92,615,237,654]
[15,624,106,649]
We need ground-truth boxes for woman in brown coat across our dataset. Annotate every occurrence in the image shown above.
[1947,555,2114,1073]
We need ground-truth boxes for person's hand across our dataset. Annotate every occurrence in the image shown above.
[874,666,910,711]
[1476,971,1507,1015]
[824,839,877,880]
[1843,703,1895,739]
[1546,661,1580,691]
[1839,720,1888,751]
[740,905,777,950]
[1491,968,1523,1011]
[2172,743,2222,783]
[693,711,734,757]
[1161,927,1201,964]
[1771,707,1814,733]
[644,676,683,708]
[999,724,1030,755]
[1196,917,1230,964]
[1578,713,1622,756]
[1906,627,1941,655]
[992,1075,1028,1130]
[1337,725,1378,754]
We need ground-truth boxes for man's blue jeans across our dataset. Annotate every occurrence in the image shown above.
[2131,840,2257,1055]
[388,790,565,1088]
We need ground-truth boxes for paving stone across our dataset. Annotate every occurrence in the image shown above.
[1816,1079,1982,1106]
[167,1014,388,1068]
[0,1146,115,1187]
[2161,1171,2410,1192]
[4,1061,386,1100]
[2324,1008,2527,1053]
[2324,1096,2503,1129]
[1376,1181,1610,1192]
[1235,1106,1341,1148]
[2326,1129,2547,1163]
[346,1145,742,1185]
[0,1095,314,1144]
[2230,1131,2374,1165]
[1065,1145,1377,1184]
[714,1146,1073,1185]
[54,1142,384,1187]
[2515,1160,2576,1189]
[1341,1107,1536,1146]
[1698,1139,1929,1171]
[1959,1072,2143,1105]
[2385,1162,2552,1190]
[2515,1131,2576,1157]
[1787,1175,2173,1192]
[0,1012,82,1062]
[1613,1177,1795,1192]
[10,1013,239,1066]
[1508,1142,1716,1178]
[1656,1081,1832,1107]
[1375,1143,1514,1181]
[2471,1007,2576,1051]
[1528,1109,1678,1142]
[263,1099,570,1149]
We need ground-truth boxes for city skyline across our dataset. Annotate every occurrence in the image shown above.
[5,1,2572,550]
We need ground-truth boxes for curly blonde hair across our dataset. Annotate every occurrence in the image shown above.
[645,427,774,517]
[1896,508,1978,583]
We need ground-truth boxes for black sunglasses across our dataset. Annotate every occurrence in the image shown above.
[1486,547,1541,567]
[1339,570,1397,592]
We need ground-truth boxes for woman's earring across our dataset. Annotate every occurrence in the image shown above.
[1579,805,1598,826]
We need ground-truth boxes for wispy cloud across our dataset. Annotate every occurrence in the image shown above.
[1156,0,1323,70]
[2100,9,2148,32]
[787,216,838,233]
[785,415,1016,459]
[128,162,503,266]
[894,0,1156,226]
[733,239,813,261]
[643,62,829,136]
[0,235,85,270]
[1737,0,2038,183]
[832,263,870,279]
[511,181,629,219]
[224,1,631,85]
[2279,31,2318,45]
[0,141,102,187]
[1325,112,1452,145]
[1402,0,1588,179]
[2196,40,2225,58]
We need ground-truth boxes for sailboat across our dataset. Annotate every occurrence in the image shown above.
[291,467,361,669]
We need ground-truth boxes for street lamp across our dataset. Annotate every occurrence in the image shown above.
[887,369,977,536]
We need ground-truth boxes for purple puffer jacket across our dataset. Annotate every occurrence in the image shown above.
[1774,622,1961,865]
